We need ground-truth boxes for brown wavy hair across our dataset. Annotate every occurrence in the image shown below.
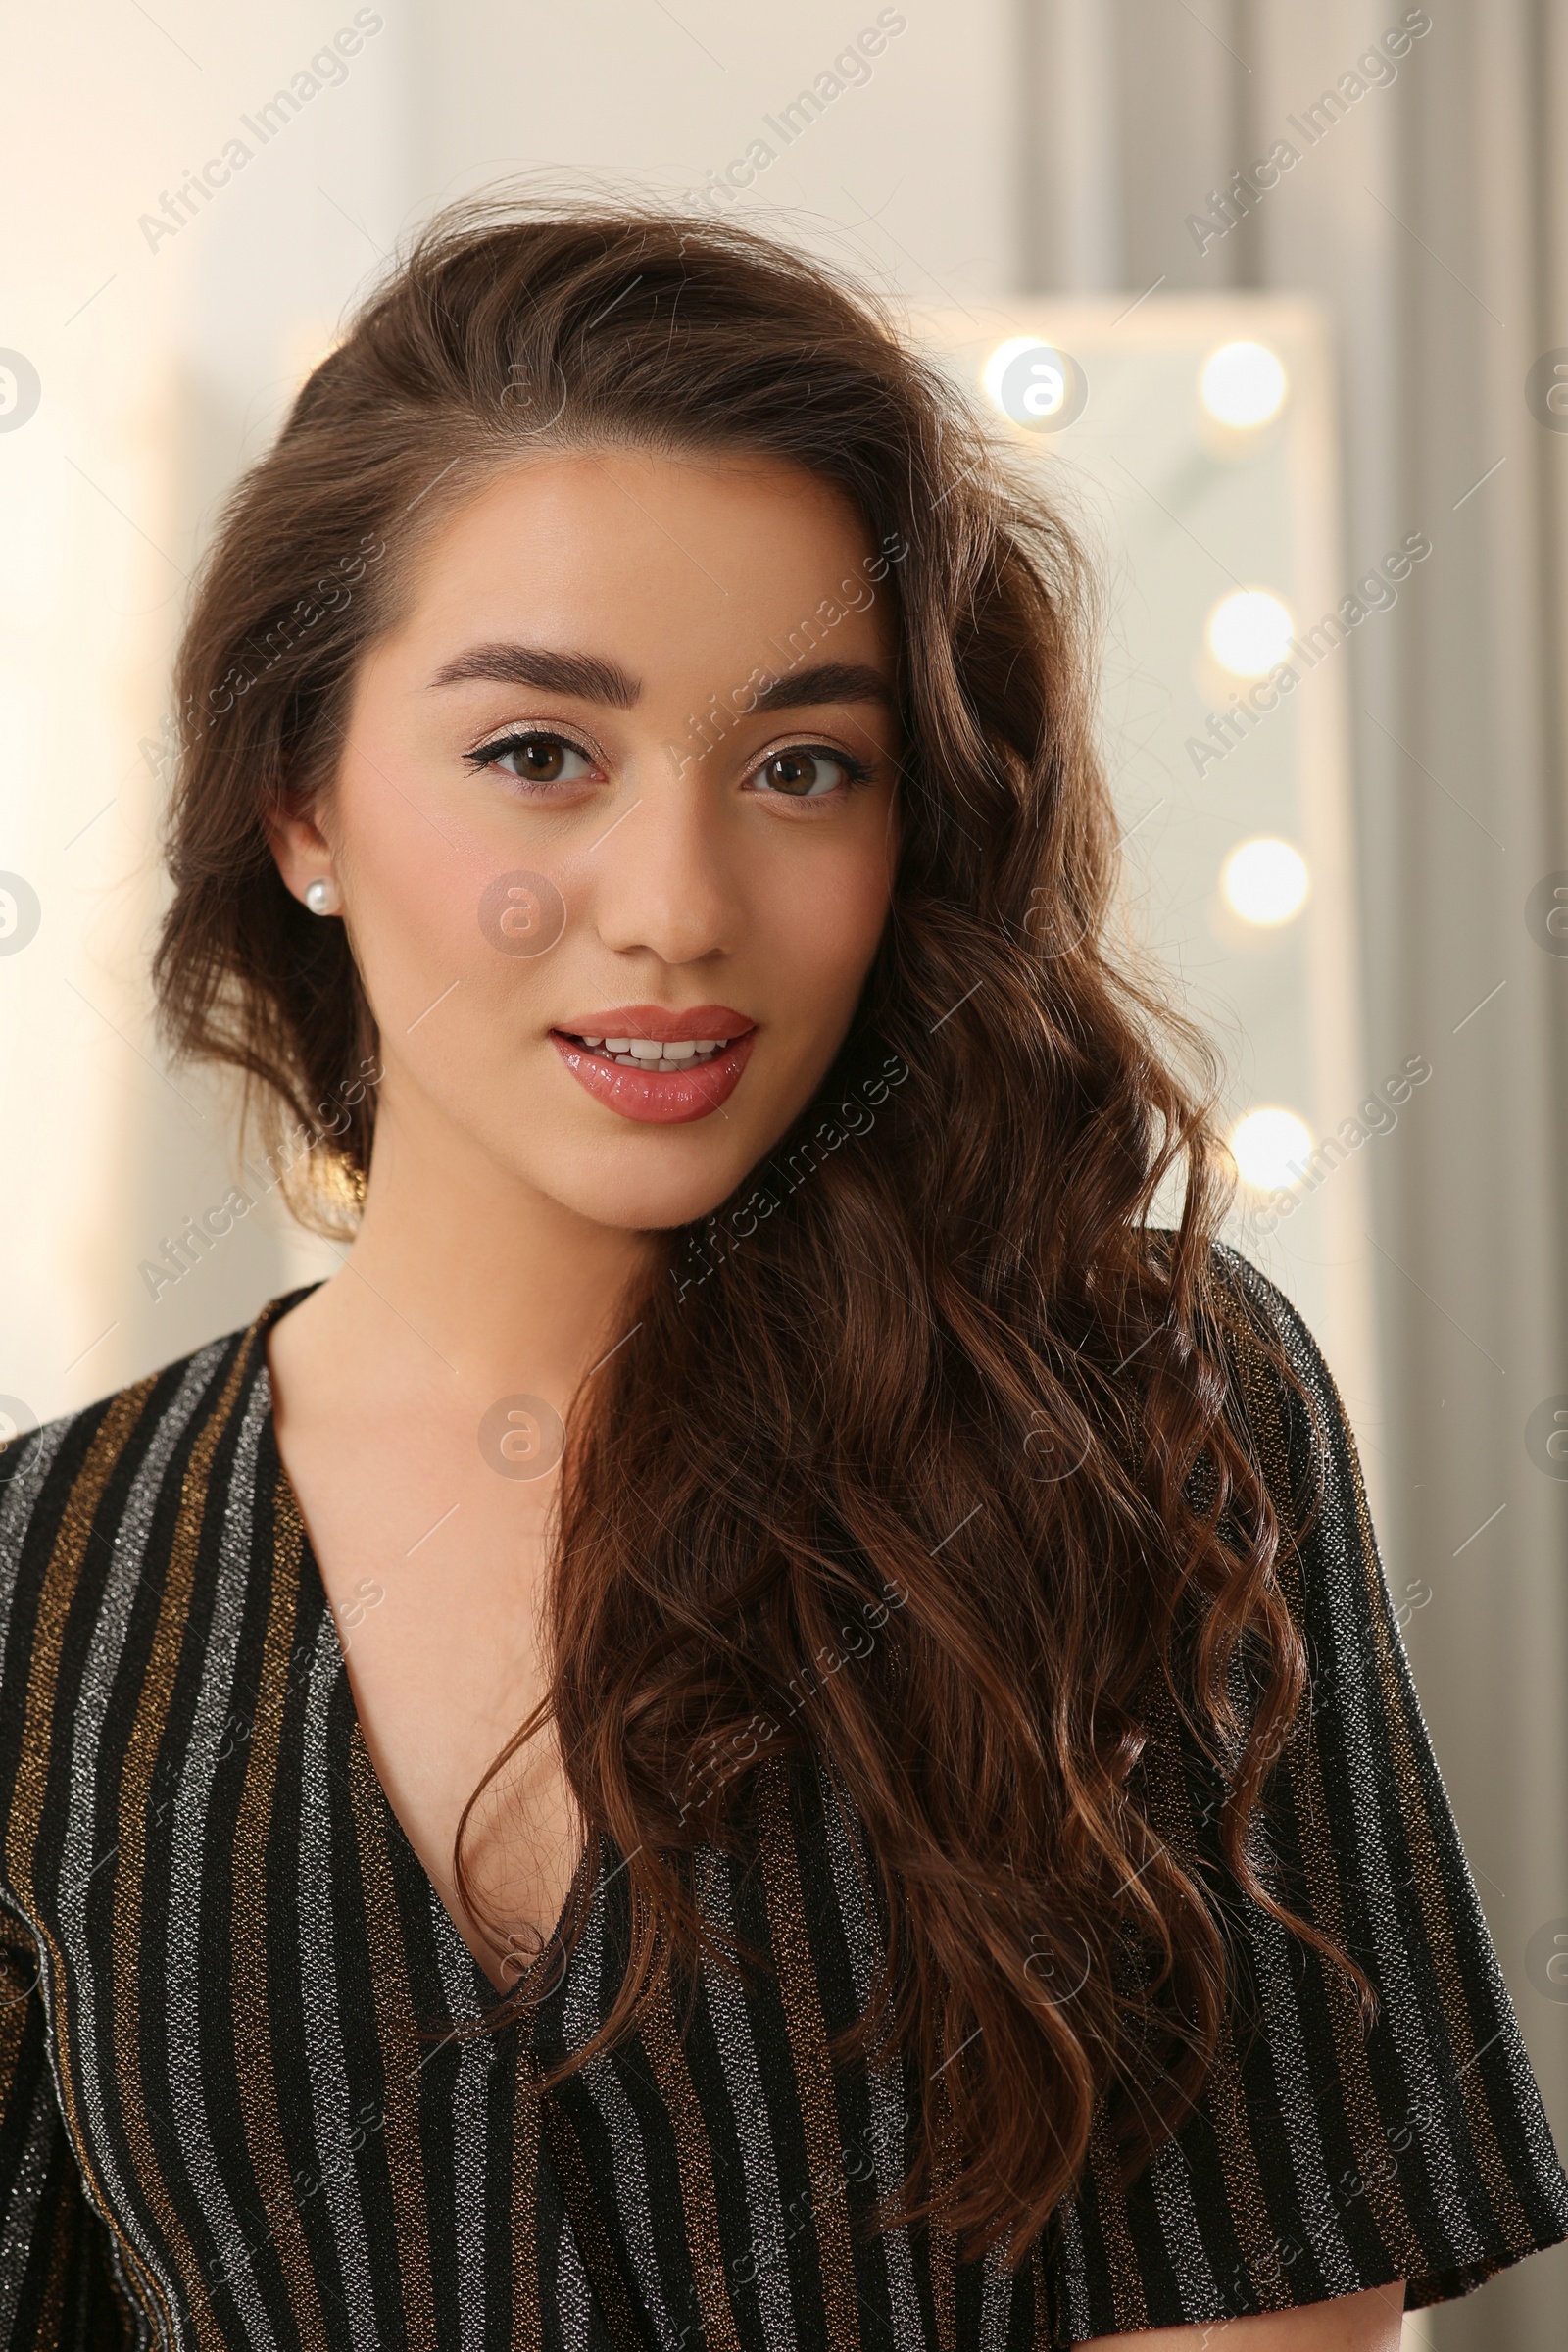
[152,189,1370,2267]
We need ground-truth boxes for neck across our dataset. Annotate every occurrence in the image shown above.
[304,1096,657,1420]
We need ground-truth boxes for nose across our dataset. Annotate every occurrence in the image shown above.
[584,758,744,967]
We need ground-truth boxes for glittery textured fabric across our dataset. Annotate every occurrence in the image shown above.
[1,1246,1564,2347]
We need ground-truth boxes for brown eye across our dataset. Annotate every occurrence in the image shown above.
[515,738,567,781]
[765,753,818,796]
[755,748,867,799]
[466,731,596,788]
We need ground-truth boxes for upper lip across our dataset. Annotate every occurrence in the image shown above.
[552,1004,756,1045]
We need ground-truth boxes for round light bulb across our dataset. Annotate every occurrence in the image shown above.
[1221,838,1310,926]
[1200,341,1288,429]
[1230,1106,1314,1193]
[1206,588,1294,678]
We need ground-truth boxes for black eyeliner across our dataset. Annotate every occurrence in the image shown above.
[463,727,595,771]
[754,741,877,787]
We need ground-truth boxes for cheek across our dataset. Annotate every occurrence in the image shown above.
[334,751,543,1045]
[753,828,894,1021]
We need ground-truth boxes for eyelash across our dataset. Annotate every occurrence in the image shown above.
[463,728,876,799]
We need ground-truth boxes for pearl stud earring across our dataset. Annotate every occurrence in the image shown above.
[304,876,340,916]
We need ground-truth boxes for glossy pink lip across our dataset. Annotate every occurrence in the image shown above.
[554,1003,755,1044]
[550,1029,756,1123]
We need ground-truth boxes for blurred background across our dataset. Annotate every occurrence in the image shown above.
[1,5,1564,2340]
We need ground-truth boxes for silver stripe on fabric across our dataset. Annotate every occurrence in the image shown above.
[0,1415,73,1596]
[0,2053,65,2341]
[297,1608,381,2347]
[1265,1299,1487,2261]
[1145,2132,1221,2321]
[163,1370,281,2348]
[693,1848,797,2352]
[1239,1873,1360,2295]
[977,2230,1012,2352]
[429,1886,493,2350]
[555,2204,595,2352]
[47,1348,230,2348]
[561,1884,682,2352]
[1055,2193,1092,2342]
[818,1775,925,2346]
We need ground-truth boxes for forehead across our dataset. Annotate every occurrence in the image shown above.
[383,446,893,688]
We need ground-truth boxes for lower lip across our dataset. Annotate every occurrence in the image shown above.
[549,1031,756,1123]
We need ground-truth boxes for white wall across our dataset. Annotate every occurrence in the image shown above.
[0,0,1017,1422]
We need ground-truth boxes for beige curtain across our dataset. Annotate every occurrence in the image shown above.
[1017,5,1568,2344]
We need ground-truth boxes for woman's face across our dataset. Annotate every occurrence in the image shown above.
[270,447,903,1231]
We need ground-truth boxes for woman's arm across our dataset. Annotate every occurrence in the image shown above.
[1092,2279,1405,2348]
[1033,1254,1568,2340]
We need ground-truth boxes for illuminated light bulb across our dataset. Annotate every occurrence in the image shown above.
[1200,341,1288,428]
[1206,588,1294,677]
[1221,838,1310,926]
[1230,1106,1314,1193]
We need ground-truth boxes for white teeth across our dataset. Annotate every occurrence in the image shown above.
[570,1032,734,1070]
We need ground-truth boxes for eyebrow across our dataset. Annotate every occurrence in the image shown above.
[426,644,641,704]
[750,662,896,714]
[425,644,895,714]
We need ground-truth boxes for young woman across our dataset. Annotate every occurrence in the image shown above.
[1,197,1563,2351]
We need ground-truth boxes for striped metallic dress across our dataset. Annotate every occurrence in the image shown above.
[1,1246,1565,2347]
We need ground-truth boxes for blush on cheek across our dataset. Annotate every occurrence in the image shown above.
[830,840,897,966]
[345,839,555,1059]
[336,729,567,1023]
[769,861,893,1055]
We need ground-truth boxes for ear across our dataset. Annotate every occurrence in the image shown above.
[265,793,337,910]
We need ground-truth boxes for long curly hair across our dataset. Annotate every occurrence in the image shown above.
[152,189,1369,2268]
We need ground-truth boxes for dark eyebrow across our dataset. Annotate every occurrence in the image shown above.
[426,643,642,706]
[425,645,895,718]
[750,662,896,714]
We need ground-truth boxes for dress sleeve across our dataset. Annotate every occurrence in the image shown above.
[1040,1244,1568,2344]
[0,1902,130,2346]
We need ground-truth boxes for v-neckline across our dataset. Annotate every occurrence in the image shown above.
[248,1286,590,2021]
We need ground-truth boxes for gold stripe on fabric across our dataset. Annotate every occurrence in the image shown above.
[1221,1304,1421,2275]
[511,2043,542,2348]
[345,1726,438,2345]
[641,1962,743,2352]
[1338,1380,1533,2251]
[757,1762,864,2352]
[228,1456,333,2343]
[1138,1674,1284,2308]
[107,1340,259,2350]
[4,1377,174,2342]
[1085,2104,1147,2329]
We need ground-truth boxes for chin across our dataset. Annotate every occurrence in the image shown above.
[524,1141,759,1237]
